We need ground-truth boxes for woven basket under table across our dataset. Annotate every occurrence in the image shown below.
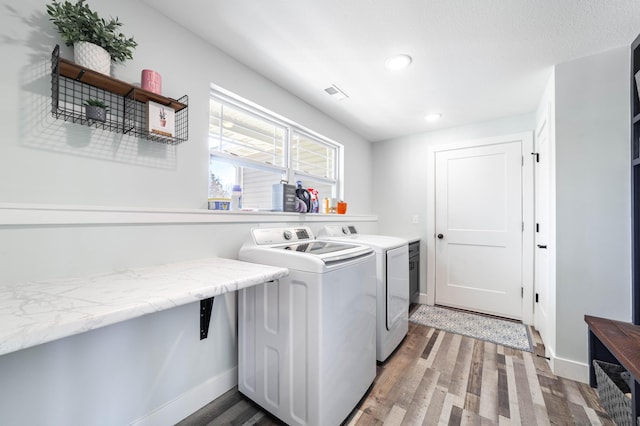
[593,360,633,426]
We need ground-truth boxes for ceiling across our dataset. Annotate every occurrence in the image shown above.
[143,0,640,142]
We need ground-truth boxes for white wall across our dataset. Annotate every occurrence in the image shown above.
[0,0,375,424]
[553,46,631,378]
[371,113,536,299]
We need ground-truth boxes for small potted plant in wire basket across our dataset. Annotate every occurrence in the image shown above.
[84,98,109,122]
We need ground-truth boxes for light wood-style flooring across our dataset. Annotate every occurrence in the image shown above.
[179,319,613,425]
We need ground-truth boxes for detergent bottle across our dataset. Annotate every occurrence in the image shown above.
[308,188,319,213]
[295,181,311,213]
[231,185,242,210]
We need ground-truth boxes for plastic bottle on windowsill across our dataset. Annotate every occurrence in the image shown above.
[231,185,242,211]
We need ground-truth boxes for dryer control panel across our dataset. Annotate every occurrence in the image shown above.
[251,227,314,245]
[321,224,359,237]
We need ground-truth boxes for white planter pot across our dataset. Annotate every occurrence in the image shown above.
[74,41,111,75]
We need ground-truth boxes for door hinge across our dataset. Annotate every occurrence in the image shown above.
[522,222,524,232]
[535,293,539,303]
[522,155,524,166]
[521,287,524,298]
[531,152,540,162]
[536,223,540,233]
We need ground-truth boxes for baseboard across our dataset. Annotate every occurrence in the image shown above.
[131,367,238,426]
[549,352,589,384]
[415,293,429,305]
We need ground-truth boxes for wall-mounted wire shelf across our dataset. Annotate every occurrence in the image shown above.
[51,45,188,144]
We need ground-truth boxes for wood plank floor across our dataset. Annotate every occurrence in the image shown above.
[178,320,614,425]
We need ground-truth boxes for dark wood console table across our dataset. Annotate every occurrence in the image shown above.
[585,315,640,422]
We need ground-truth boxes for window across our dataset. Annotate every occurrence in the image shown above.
[209,86,341,211]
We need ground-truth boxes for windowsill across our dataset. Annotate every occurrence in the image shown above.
[0,202,377,226]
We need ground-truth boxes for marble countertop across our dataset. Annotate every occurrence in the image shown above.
[0,257,288,357]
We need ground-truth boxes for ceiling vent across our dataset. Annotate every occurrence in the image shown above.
[324,84,349,101]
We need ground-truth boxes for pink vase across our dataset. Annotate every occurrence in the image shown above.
[141,70,162,95]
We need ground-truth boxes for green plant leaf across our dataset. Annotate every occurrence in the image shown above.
[46,0,136,63]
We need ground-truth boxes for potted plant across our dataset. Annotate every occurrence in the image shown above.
[84,98,108,122]
[46,0,137,75]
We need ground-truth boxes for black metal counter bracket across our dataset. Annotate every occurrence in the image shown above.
[200,297,215,340]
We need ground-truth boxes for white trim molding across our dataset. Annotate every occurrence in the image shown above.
[0,203,377,226]
[131,367,238,426]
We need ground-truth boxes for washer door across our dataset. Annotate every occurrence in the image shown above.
[386,245,409,329]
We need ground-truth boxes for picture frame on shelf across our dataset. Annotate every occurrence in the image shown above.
[147,100,175,138]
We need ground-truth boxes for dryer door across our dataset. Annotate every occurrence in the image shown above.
[386,245,409,329]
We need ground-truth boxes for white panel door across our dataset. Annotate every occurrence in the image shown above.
[534,116,551,345]
[435,141,523,319]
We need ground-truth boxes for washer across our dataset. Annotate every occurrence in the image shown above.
[238,226,377,426]
[318,224,409,362]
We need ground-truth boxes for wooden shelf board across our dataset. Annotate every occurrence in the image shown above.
[59,59,186,112]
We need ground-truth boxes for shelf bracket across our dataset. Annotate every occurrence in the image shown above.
[200,297,215,340]
[74,69,86,81]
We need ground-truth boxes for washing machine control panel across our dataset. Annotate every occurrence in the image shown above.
[252,227,314,245]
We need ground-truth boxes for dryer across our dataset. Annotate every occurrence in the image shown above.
[238,226,377,426]
[318,224,409,362]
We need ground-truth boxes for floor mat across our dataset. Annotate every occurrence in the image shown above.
[409,304,533,352]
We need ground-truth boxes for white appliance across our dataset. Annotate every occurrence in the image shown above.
[238,226,377,426]
[318,225,409,362]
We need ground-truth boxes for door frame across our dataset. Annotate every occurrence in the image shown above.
[533,105,551,344]
[426,132,535,325]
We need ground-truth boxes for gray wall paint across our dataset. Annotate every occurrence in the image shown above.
[2,0,372,212]
[1,1,635,422]
[0,220,379,425]
[372,113,536,238]
[554,46,631,364]
[0,0,375,423]
[0,298,235,425]
[373,46,633,380]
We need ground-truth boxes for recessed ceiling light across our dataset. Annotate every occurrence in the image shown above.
[425,113,442,122]
[385,54,412,70]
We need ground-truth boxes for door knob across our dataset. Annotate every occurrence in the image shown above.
[537,244,547,249]
[437,233,444,239]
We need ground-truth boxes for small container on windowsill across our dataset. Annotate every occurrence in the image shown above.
[208,198,231,211]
